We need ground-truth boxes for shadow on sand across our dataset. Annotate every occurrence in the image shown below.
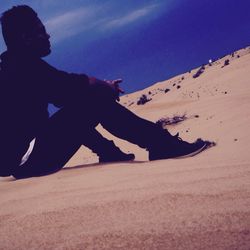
[62,160,147,171]
[1,160,147,182]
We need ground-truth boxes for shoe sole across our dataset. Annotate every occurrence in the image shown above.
[172,140,216,159]
[149,140,216,161]
[172,143,207,159]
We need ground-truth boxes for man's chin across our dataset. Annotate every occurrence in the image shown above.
[40,48,51,57]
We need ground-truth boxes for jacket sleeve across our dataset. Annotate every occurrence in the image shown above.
[39,59,90,107]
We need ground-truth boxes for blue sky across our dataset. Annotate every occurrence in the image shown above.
[1,0,250,95]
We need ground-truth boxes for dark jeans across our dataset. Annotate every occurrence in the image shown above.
[12,99,170,179]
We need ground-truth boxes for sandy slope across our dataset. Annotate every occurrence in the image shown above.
[1,47,250,249]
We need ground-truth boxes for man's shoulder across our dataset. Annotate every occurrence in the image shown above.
[37,58,60,73]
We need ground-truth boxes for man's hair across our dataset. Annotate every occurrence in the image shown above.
[0,5,38,48]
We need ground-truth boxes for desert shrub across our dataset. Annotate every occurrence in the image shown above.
[156,114,187,127]
[224,59,230,66]
[177,85,181,89]
[193,65,205,78]
[137,94,152,105]
[164,88,170,93]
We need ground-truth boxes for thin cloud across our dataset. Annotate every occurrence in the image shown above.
[103,4,159,30]
[45,7,100,43]
[43,3,161,44]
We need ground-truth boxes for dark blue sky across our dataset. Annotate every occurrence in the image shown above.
[1,0,250,94]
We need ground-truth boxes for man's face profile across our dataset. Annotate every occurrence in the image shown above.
[22,17,51,57]
[1,5,51,57]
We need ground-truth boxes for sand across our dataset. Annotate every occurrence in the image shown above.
[1,47,250,249]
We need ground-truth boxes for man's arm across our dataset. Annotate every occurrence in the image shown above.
[88,77,125,101]
[39,60,124,107]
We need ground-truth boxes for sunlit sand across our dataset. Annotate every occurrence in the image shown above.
[1,46,250,249]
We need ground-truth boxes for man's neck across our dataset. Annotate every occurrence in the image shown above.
[6,48,41,60]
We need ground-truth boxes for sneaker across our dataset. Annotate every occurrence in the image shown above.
[99,152,135,163]
[96,140,135,163]
[149,133,213,161]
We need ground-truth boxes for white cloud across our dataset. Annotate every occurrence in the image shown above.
[45,7,100,43]
[43,3,161,44]
[103,4,159,30]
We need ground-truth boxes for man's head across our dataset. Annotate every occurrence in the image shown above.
[1,5,51,57]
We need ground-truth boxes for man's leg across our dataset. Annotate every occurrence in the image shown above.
[98,101,208,160]
[12,107,86,178]
[81,128,135,163]
[12,97,207,179]
[99,101,172,148]
[11,104,116,178]
[12,101,138,179]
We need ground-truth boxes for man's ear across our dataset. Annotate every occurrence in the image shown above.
[21,33,32,46]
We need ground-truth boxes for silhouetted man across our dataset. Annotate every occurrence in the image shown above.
[0,5,209,179]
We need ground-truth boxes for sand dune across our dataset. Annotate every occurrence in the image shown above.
[1,46,250,249]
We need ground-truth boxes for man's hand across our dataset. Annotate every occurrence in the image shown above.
[88,77,125,101]
[104,78,125,101]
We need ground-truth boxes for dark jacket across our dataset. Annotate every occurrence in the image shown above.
[0,51,89,175]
